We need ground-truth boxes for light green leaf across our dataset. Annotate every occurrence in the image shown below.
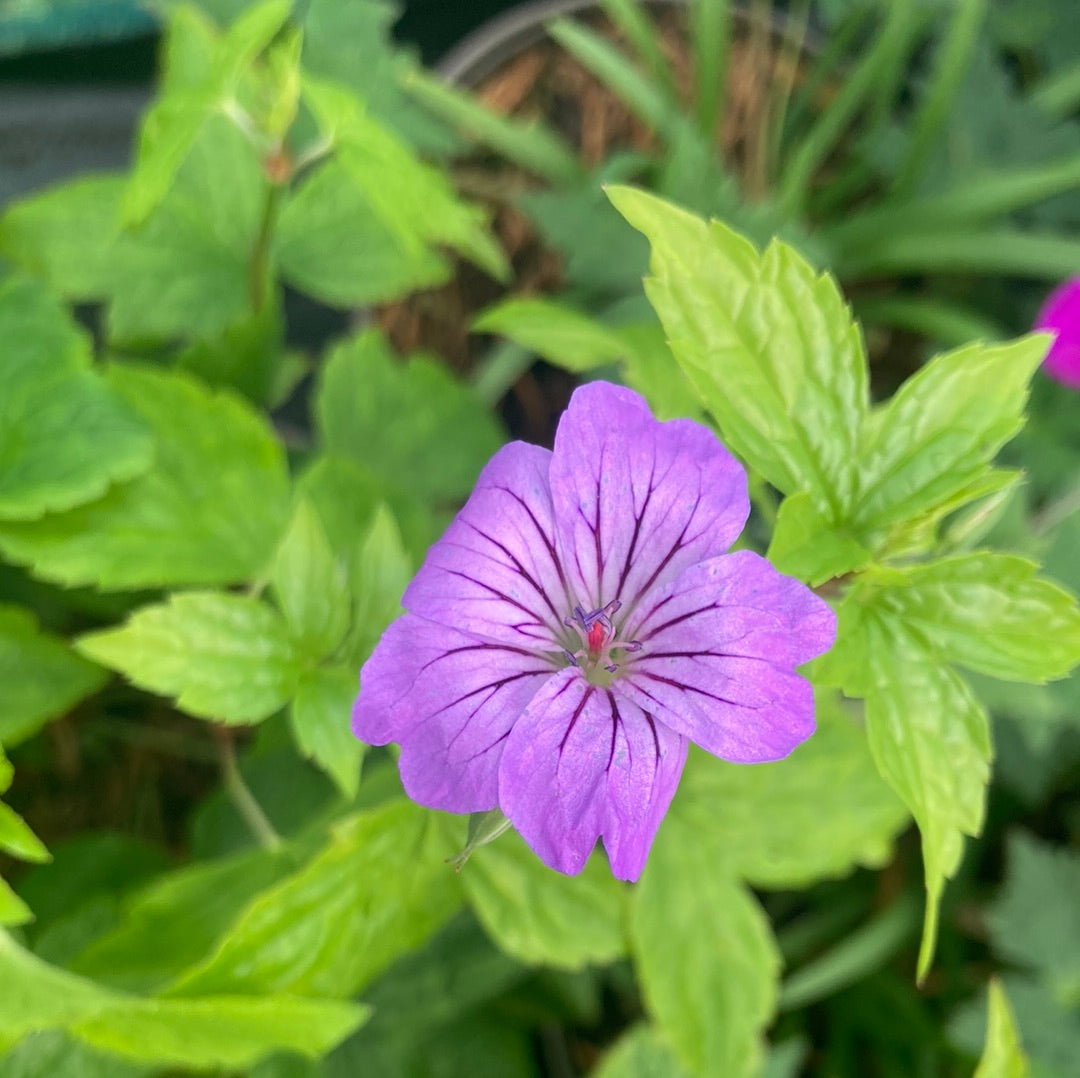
[474,298,629,373]
[864,641,990,980]
[0,276,152,520]
[122,0,290,225]
[346,504,411,665]
[166,800,463,998]
[616,320,703,421]
[315,329,504,502]
[272,500,350,660]
[853,336,1049,537]
[988,832,1080,996]
[77,592,301,725]
[0,176,124,299]
[71,845,300,994]
[607,185,868,516]
[0,929,365,1069]
[0,879,32,928]
[275,160,449,306]
[976,979,1031,1078]
[0,1030,150,1078]
[672,697,909,890]
[0,118,265,345]
[302,74,507,280]
[594,1023,690,1078]
[767,490,872,585]
[0,365,291,590]
[289,666,363,800]
[0,802,49,864]
[110,115,266,344]
[462,830,628,970]
[631,834,780,1077]
[0,604,107,745]
[859,554,1080,683]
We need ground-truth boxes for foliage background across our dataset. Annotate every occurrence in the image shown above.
[0,1,1078,1075]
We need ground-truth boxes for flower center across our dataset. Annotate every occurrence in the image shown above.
[564,600,642,686]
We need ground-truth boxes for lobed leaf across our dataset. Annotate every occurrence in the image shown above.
[271,499,350,661]
[462,830,628,970]
[608,185,868,516]
[77,592,301,726]
[631,829,780,1077]
[0,365,291,590]
[672,697,909,890]
[0,930,365,1069]
[166,800,463,999]
[289,666,364,799]
[862,554,1080,683]
[0,276,152,521]
[315,329,504,503]
[0,604,107,746]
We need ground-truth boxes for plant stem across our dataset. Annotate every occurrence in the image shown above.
[1033,482,1080,537]
[250,175,284,312]
[215,727,282,851]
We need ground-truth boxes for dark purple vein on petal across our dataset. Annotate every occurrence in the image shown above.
[459,519,564,624]
[443,567,560,637]
[615,455,658,599]
[492,485,570,593]
[558,681,593,756]
[629,670,753,711]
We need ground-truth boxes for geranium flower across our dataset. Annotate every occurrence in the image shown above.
[1035,277,1080,389]
[353,382,836,880]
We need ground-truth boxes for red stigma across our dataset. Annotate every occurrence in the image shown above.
[586,621,606,656]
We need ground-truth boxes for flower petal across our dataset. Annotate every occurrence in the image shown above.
[548,382,749,614]
[354,613,555,812]
[403,441,570,648]
[613,552,834,763]
[499,667,688,881]
[626,550,838,668]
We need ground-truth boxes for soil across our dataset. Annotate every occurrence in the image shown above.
[376,2,805,446]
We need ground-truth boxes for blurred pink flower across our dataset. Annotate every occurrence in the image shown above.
[1034,278,1080,389]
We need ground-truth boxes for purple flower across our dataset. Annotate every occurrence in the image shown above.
[1035,278,1080,389]
[353,383,836,880]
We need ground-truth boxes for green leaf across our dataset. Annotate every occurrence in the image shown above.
[767,490,872,585]
[616,320,703,421]
[976,979,1032,1078]
[852,336,1049,537]
[858,554,1080,683]
[77,592,302,725]
[346,504,411,666]
[0,929,365,1069]
[0,604,107,745]
[110,114,267,343]
[275,159,449,307]
[0,880,32,928]
[0,365,291,590]
[302,74,507,280]
[0,175,124,302]
[289,666,363,800]
[461,830,628,970]
[272,500,350,661]
[672,697,909,890]
[0,1031,150,1078]
[632,838,779,1078]
[0,276,152,520]
[71,845,301,994]
[594,1023,691,1078]
[0,802,49,864]
[988,832,1080,997]
[166,801,463,998]
[607,185,868,517]
[122,0,290,225]
[864,640,990,980]
[473,298,629,373]
[315,329,504,502]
